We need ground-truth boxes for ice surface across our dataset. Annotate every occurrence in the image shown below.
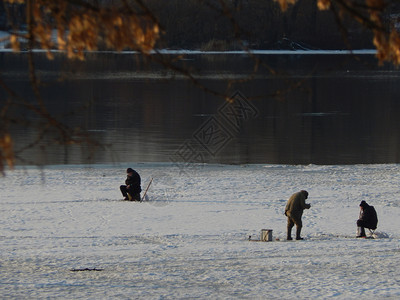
[1,163,400,298]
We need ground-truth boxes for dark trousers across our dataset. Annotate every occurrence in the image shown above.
[287,211,303,239]
[120,185,141,201]
[357,219,374,237]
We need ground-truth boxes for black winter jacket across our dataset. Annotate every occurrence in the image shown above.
[125,170,142,194]
[359,204,378,230]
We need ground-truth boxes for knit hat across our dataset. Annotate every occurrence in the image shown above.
[127,168,134,173]
[359,200,367,208]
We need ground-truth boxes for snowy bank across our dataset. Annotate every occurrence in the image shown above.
[1,163,399,299]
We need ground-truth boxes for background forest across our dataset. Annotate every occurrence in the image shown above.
[146,0,376,50]
[2,0,396,50]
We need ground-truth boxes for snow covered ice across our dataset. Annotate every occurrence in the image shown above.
[1,163,400,299]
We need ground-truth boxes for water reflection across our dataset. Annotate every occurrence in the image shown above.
[1,51,400,165]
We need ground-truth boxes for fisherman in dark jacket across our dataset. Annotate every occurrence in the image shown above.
[120,168,142,201]
[357,200,378,237]
[285,190,311,240]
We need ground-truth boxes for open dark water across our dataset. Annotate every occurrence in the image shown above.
[1,50,400,165]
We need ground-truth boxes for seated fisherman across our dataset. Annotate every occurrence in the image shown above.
[356,200,378,238]
[120,168,142,201]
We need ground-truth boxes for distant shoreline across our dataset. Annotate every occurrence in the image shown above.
[0,48,378,55]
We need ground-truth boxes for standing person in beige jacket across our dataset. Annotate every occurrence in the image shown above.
[285,190,311,240]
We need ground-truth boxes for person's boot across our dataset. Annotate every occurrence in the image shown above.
[287,228,293,240]
[296,227,303,240]
[356,227,366,238]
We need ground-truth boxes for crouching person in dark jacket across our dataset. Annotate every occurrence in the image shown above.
[357,200,378,238]
[120,168,142,201]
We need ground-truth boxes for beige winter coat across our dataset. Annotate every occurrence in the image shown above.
[285,191,311,221]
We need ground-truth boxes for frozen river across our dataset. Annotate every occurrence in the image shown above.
[1,163,400,298]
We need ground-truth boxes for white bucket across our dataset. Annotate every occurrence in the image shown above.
[261,229,273,242]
